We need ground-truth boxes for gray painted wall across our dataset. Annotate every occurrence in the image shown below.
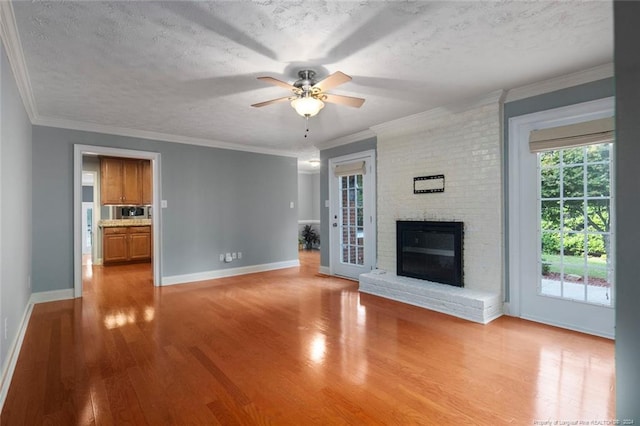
[0,42,32,368]
[297,172,320,221]
[614,1,640,420]
[503,78,614,302]
[319,137,377,267]
[32,126,298,292]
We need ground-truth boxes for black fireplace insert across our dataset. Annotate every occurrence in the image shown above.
[396,221,463,287]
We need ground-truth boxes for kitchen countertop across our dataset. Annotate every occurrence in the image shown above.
[98,219,152,227]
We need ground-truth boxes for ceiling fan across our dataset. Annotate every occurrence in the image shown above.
[251,70,365,118]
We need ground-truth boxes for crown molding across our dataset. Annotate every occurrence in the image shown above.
[0,1,38,121]
[33,115,299,158]
[314,129,376,151]
[297,168,320,175]
[505,63,614,103]
[371,89,505,136]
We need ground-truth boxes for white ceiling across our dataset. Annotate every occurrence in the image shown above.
[10,1,612,168]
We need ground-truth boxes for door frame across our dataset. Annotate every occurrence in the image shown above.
[507,96,615,338]
[81,170,99,263]
[328,150,377,279]
[73,144,162,297]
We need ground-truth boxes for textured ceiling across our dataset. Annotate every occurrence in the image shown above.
[12,1,612,164]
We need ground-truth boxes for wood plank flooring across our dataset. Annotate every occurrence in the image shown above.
[1,250,615,424]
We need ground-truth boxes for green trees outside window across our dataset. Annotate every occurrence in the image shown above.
[539,143,613,305]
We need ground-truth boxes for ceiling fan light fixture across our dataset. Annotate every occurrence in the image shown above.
[291,96,324,117]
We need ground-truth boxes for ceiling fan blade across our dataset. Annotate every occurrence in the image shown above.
[322,93,365,108]
[314,71,352,92]
[257,76,297,91]
[251,96,293,108]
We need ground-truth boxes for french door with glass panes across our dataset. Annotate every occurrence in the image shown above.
[509,98,615,338]
[329,151,376,280]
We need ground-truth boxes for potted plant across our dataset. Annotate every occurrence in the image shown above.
[301,224,319,250]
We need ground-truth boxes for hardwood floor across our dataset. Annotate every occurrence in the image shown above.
[1,250,614,424]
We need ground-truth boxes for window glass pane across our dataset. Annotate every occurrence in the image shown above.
[563,147,584,165]
[356,174,363,188]
[587,233,607,258]
[540,168,560,198]
[540,150,560,168]
[586,143,610,163]
[586,199,610,232]
[538,144,613,306]
[563,200,585,232]
[587,282,611,305]
[587,164,610,197]
[563,166,584,197]
[541,232,561,256]
[348,175,355,188]
[541,200,560,230]
[562,232,585,257]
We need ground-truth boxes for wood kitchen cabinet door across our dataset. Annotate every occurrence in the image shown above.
[141,160,152,205]
[100,157,125,204]
[103,226,151,264]
[100,157,143,205]
[129,227,151,260]
[122,159,142,204]
[103,228,128,263]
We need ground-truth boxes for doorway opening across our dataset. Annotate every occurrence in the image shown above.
[328,150,376,280]
[508,97,614,338]
[74,145,162,298]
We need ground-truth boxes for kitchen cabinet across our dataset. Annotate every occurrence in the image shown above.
[103,226,151,264]
[100,157,151,205]
[141,159,152,205]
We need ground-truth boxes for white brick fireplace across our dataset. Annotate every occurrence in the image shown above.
[360,93,504,323]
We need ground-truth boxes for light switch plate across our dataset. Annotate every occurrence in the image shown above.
[161,200,168,208]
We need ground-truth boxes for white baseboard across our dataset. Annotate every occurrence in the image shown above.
[0,302,33,412]
[161,259,300,286]
[1,288,76,411]
[319,266,331,275]
[520,313,614,340]
[28,288,75,304]
[502,302,512,316]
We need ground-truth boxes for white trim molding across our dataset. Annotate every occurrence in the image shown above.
[372,90,505,136]
[0,303,33,412]
[298,219,320,225]
[28,289,74,305]
[315,129,376,151]
[161,259,300,286]
[0,288,76,411]
[39,116,298,159]
[0,1,37,121]
[318,266,331,276]
[505,63,614,103]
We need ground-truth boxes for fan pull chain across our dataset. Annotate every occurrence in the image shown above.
[304,116,310,138]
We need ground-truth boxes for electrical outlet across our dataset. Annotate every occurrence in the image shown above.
[225,253,232,263]
[232,252,237,259]
[219,254,224,262]
[237,252,242,259]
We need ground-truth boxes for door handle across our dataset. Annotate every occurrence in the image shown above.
[333,223,338,227]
